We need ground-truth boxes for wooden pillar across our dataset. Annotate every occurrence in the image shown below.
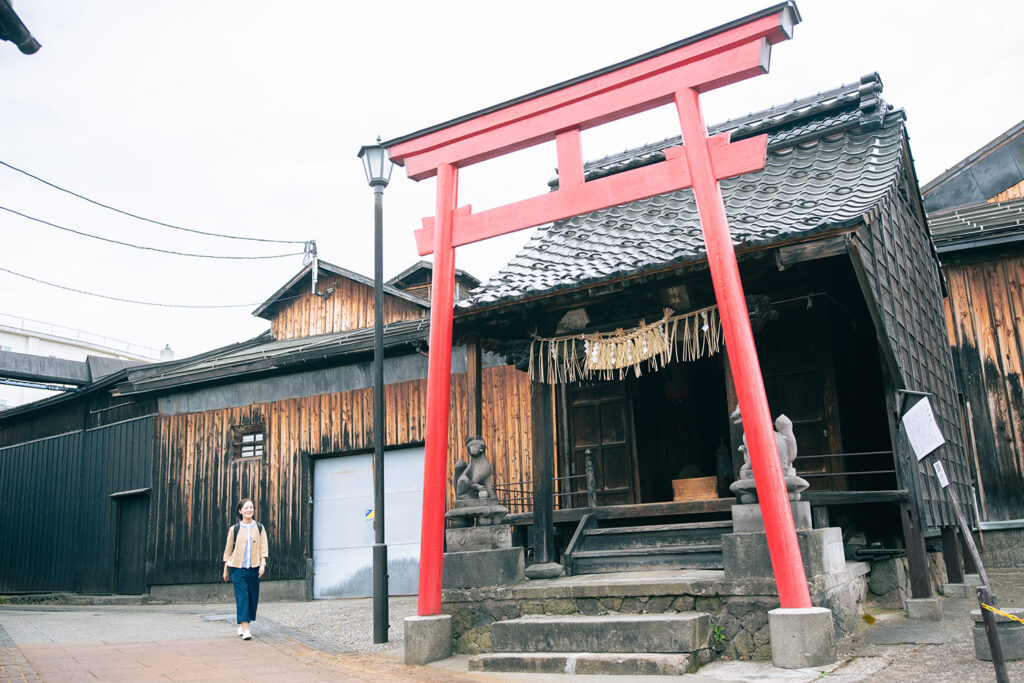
[465,334,483,438]
[941,526,964,584]
[962,533,980,574]
[900,502,933,598]
[722,350,745,482]
[531,380,555,564]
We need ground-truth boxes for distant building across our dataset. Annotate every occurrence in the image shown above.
[0,312,160,409]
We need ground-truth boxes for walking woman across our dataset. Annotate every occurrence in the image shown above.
[222,498,268,640]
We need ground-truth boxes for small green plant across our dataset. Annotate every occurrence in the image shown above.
[711,623,725,643]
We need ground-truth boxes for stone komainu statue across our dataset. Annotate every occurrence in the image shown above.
[728,406,808,503]
[448,435,507,528]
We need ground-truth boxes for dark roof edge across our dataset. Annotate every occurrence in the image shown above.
[380,2,800,150]
[385,260,482,288]
[0,368,129,422]
[921,118,1024,196]
[252,259,429,319]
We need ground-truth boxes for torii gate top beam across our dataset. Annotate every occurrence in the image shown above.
[385,2,799,254]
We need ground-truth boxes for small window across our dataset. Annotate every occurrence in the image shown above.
[231,424,266,460]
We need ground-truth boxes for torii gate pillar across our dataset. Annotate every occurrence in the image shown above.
[386,2,811,619]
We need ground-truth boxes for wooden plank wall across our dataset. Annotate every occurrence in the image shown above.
[270,274,426,340]
[151,364,532,585]
[943,255,1024,520]
[850,145,971,528]
[989,179,1024,203]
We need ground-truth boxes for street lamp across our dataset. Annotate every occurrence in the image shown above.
[358,137,394,644]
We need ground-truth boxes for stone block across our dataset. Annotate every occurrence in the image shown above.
[524,562,564,580]
[443,548,525,589]
[731,502,811,533]
[723,527,845,580]
[490,613,710,654]
[906,597,942,620]
[404,614,452,666]
[972,607,1024,661]
[446,525,512,552]
[768,606,836,669]
[869,558,907,596]
[964,573,983,586]
[943,583,974,598]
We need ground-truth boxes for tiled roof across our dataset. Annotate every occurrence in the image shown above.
[458,74,903,312]
[928,197,1024,254]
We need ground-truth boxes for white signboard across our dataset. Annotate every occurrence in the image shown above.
[933,460,950,488]
[901,397,945,461]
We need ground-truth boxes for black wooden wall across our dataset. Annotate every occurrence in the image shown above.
[0,391,154,593]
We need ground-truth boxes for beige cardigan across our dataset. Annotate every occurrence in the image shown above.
[223,522,269,569]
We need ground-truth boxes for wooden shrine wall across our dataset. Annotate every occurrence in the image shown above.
[270,274,426,340]
[943,254,1024,521]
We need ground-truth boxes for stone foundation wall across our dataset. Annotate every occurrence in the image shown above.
[444,566,868,660]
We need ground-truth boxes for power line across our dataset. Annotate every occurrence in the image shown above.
[0,159,307,245]
[0,265,259,309]
[0,205,304,260]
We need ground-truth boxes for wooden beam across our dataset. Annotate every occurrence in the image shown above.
[531,379,555,564]
[465,334,483,438]
[776,233,851,269]
[941,526,964,584]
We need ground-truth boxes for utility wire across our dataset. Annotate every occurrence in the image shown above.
[0,265,259,309]
[0,205,303,260]
[0,159,307,245]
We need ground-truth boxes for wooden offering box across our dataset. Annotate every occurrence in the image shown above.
[672,476,719,502]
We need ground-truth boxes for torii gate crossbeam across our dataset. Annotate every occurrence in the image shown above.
[384,1,810,617]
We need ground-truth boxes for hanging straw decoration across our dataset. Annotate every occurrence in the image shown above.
[529,305,722,384]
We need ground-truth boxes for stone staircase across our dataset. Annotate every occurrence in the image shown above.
[564,514,731,575]
[468,612,712,675]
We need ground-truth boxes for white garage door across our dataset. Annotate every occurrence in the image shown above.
[312,446,424,598]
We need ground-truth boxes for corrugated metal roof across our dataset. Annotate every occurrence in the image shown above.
[928,196,1024,253]
[458,74,902,312]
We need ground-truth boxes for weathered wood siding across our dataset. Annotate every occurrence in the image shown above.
[151,364,532,585]
[989,179,1024,203]
[850,145,971,528]
[270,274,425,340]
[943,255,1024,520]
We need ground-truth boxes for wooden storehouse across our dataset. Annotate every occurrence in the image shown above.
[923,119,1024,566]
[0,260,532,598]
[453,74,973,591]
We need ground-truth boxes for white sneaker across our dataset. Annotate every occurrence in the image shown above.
[237,626,244,637]
[242,629,252,640]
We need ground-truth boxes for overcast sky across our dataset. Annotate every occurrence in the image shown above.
[1,0,1020,359]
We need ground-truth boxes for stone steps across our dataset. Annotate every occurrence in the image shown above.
[491,612,710,652]
[469,651,700,675]
[470,613,712,675]
[571,545,723,573]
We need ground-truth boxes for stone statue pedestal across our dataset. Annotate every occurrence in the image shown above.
[443,523,524,589]
[723,503,845,580]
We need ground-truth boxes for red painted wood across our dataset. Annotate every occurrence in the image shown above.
[674,86,810,608]
[556,129,585,190]
[396,39,769,181]
[414,134,766,255]
[388,9,793,178]
[417,163,458,617]
[403,3,805,618]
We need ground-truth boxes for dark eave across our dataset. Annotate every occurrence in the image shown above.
[380,2,800,151]
[113,318,429,397]
[386,260,481,289]
[0,0,40,54]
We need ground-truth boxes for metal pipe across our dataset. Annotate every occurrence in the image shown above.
[371,184,389,643]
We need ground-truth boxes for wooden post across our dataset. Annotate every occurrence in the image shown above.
[962,533,980,574]
[900,502,933,598]
[531,380,555,564]
[941,526,964,584]
[465,334,483,438]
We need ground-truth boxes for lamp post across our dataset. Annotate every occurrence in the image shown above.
[358,137,394,644]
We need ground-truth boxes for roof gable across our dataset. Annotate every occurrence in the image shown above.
[459,74,904,312]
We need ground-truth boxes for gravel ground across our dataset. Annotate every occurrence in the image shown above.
[259,595,419,654]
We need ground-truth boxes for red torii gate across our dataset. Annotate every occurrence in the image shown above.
[385,1,811,616]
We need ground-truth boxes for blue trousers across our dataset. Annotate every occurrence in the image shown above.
[230,567,260,623]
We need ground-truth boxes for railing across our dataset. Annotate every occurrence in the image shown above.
[0,311,161,360]
[492,452,597,514]
[794,450,898,489]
